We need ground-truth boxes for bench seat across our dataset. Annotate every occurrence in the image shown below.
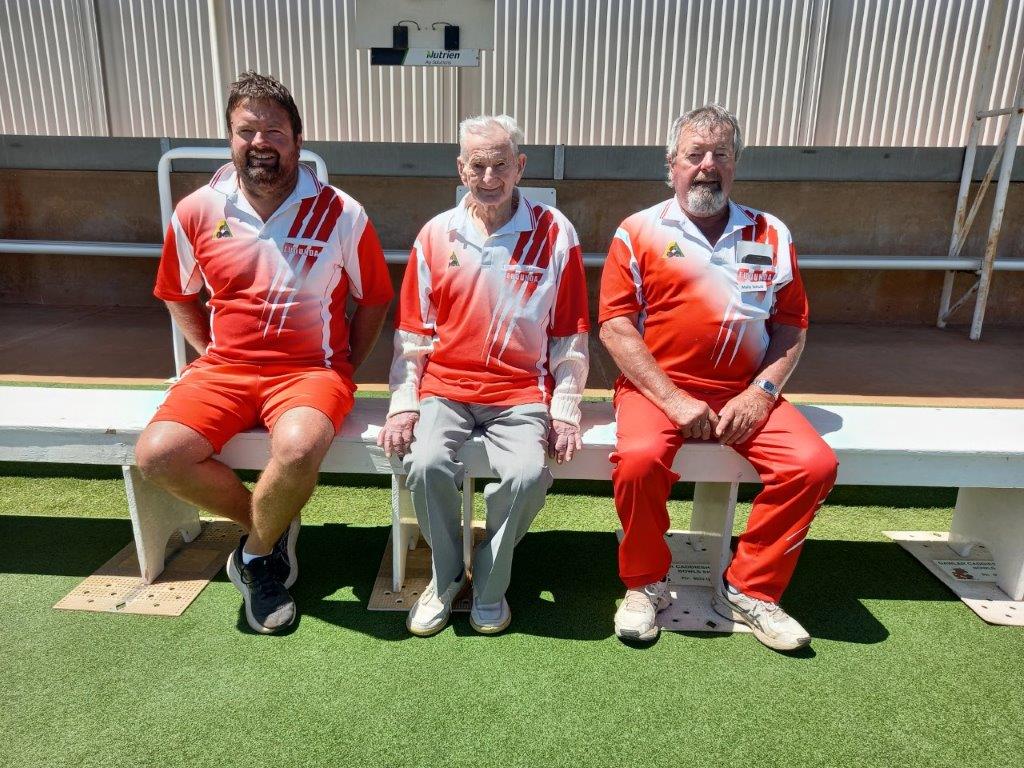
[2,386,1023,599]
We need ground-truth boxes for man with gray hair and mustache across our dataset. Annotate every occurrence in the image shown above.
[598,104,837,651]
[378,115,590,636]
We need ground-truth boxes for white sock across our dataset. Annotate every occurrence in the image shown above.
[241,548,264,565]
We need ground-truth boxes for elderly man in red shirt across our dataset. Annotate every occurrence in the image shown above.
[379,115,590,637]
[599,104,837,651]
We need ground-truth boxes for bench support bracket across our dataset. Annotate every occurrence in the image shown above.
[390,474,477,592]
[390,475,421,592]
[949,487,1024,600]
[690,481,740,583]
[122,465,202,584]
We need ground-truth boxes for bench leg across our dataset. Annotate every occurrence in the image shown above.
[122,465,202,584]
[390,474,419,592]
[463,477,475,576]
[949,487,1024,600]
[690,481,739,583]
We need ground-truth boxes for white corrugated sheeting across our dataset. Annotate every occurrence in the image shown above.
[1,0,1021,145]
[95,0,222,136]
[0,0,107,135]
[477,0,831,146]
[818,0,1024,146]
[218,0,459,141]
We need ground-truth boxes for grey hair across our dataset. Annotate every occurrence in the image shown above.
[458,114,524,157]
[665,104,743,184]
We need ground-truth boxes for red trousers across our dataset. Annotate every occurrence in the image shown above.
[611,387,838,603]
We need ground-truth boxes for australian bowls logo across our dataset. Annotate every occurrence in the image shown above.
[213,219,233,239]
[663,241,683,259]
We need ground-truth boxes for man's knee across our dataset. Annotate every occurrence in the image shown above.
[404,442,458,489]
[806,445,839,488]
[612,439,674,485]
[501,455,551,498]
[781,442,839,490]
[271,414,334,474]
[135,422,212,482]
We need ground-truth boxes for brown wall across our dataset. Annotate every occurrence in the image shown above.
[1,169,1021,324]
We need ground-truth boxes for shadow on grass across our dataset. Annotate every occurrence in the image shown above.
[4,515,955,645]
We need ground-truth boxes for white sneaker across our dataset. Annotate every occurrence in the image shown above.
[470,595,511,634]
[713,584,811,651]
[614,580,670,642]
[406,573,466,637]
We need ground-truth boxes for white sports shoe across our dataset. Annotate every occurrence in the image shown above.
[469,594,511,634]
[614,580,670,642]
[713,584,811,651]
[406,573,466,637]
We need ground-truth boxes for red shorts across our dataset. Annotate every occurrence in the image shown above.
[150,357,355,452]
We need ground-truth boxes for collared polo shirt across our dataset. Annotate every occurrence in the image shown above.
[396,193,590,406]
[155,163,393,376]
[599,197,808,397]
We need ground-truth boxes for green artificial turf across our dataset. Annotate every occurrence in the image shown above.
[1,469,1022,768]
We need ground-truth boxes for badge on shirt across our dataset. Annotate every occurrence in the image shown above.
[735,241,774,292]
[213,219,233,239]
[663,241,684,259]
[448,251,460,267]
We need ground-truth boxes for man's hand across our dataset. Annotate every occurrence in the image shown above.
[377,411,419,458]
[548,419,583,464]
[663,389,719,440]
[715,387,774,445]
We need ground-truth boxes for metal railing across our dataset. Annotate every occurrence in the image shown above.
[5,239,1024,272]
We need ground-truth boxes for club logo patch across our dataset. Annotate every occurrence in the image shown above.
[448,251,460,267]
[213,219,233,239]
[663,241,684,259]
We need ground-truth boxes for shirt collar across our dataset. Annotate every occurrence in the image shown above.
[660,197,756,245]
[209,162,324,219]
[447,188,537,237]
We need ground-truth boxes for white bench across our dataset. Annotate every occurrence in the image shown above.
[2,386,1024,600]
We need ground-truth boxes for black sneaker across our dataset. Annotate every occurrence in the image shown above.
[226,536,296,634]
[271,515,301,588]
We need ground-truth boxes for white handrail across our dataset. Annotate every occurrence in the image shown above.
[155,147,329,375]
[5,239,1024,272]
[156,147,329,233]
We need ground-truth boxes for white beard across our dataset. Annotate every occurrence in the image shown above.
[686,183,728,216]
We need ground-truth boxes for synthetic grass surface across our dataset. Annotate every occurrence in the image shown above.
[2,469,1022,768]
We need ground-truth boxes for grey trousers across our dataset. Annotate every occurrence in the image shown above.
[403,397,552,604]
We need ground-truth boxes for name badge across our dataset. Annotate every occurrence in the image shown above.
[735,241,774,292]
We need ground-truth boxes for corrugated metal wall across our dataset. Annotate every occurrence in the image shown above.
[1,0,1022,146]
[0,0,107,135]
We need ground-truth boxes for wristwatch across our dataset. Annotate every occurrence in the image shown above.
[751,378,779,400]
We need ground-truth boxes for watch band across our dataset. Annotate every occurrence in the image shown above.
[751,378,779,400]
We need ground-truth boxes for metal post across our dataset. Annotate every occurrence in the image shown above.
[206,0,225,119]
[937,0,1007,327]
[970,100,1024,340]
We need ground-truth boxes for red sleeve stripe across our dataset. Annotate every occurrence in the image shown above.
[287,196,317,238]
[313,195,345,241]
[300,188,335,239]
[511,230,532,263]
[534,221,560,270]
[522,209,554,266]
